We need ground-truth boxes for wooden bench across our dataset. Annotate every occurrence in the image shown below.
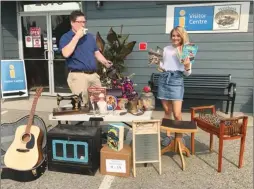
[148,73,236,116]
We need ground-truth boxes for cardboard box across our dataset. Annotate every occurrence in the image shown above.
[100,144,132,177]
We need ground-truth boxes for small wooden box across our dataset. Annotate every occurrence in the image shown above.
[100,144,132,177]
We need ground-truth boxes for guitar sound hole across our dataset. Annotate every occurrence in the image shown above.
[22,133,31,142]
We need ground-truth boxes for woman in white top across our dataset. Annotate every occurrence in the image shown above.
[158,26,191,120]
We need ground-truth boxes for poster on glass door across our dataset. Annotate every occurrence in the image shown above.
[25,36,33,48]
[30,27,41,36]
[28,27,42,48]
[33,37,41,48]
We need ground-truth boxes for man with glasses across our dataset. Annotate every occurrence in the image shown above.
[59,10,112,105]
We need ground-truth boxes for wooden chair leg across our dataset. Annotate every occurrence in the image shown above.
[218,137,224,173]
[210,134,213,152]
[239,134,246,168]
[191,132,195,155]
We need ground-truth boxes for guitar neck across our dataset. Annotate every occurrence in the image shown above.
[25,98,39,133]
[25,87,43,133]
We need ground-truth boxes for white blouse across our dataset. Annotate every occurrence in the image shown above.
[159,45,192,76]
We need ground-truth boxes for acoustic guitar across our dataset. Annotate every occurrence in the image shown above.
[4,87,44,171]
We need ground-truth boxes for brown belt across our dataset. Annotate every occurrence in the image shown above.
[70,70,96,74]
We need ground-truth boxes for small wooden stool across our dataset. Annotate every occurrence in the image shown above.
[160,119,197,170]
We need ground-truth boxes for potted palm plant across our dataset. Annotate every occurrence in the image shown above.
[96,25,136,88]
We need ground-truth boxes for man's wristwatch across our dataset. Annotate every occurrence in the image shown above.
[185,69,190,71]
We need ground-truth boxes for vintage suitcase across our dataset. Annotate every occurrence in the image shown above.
[47,124,101,176]
[1,115,47,182]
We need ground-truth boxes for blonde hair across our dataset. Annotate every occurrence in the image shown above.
[170,26,190,45]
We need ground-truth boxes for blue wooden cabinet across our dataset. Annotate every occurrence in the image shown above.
[47,124,101,176]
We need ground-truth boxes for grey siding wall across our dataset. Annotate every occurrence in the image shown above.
[1,1,19,59]
[85,1,253,113]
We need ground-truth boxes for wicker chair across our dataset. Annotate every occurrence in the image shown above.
[190,105,248,173]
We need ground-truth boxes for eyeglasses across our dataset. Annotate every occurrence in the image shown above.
[75,21,86,24]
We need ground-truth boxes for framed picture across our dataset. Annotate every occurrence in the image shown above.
[106,95,117,111]
[116,98,128,110]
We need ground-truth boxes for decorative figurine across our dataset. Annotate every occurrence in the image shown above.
[97,93,108,114]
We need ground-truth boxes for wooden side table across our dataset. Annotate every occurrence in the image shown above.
[160,119,197,170]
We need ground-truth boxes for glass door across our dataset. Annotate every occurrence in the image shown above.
[20,13,50,93]
[19,12,73,95]
[49,12,72,95]
[18,1,82,96]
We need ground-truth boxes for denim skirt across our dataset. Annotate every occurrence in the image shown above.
[157,71,184,101]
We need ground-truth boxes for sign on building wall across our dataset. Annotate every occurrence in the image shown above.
[166,2,250,33]
[1,60,28,99]
[23,2,81,12]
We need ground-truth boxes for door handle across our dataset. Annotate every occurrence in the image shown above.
[44,50,49,60]
[51,50,55,60]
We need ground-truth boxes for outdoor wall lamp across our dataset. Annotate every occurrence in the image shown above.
[95,1,103,9]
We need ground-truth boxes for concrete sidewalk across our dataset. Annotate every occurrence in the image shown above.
[1,96,253,126]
